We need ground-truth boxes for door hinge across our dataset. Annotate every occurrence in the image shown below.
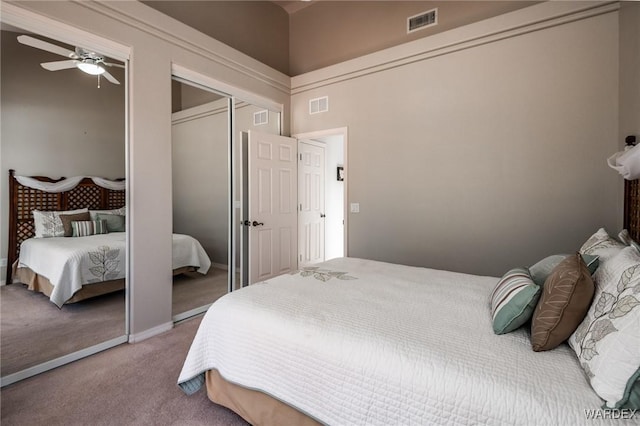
[299,254,302,262]
[299,154,302,161]
[299,204,302,211]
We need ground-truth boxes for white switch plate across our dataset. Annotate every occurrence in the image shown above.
[350,203,360,213]
[0,258,6,268]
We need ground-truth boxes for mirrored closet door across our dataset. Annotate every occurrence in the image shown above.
[1,25,128,385]
[171,77,231,321]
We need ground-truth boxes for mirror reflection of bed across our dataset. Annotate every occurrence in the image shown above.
[171,78,231,320]
[0,28,127,379]
[2,172,214,376]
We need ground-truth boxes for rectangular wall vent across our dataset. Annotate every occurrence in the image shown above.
[253,110,268,126]
[309,96,329,115]
[407,8,437,33]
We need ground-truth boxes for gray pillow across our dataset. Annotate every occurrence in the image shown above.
[530,254,599,286]
[96,213,126,232]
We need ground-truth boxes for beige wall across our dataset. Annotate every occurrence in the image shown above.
[143,0,290,75]
[289,1,536,75]
[291,5,621,277]
[172,99,229,265]
[620,2,640,146]
[0,30,125,282]
[2,0,290,337]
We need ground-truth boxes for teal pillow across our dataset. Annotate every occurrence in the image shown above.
[490,267,541,335]
[618,375,640,410]
[529,254,599,286]
[96,213,126,232]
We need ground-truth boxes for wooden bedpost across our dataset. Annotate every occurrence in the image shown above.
[624,179,640,242]
[7,169,17,284]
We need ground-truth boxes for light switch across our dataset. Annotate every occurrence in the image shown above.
[350,203,360,213]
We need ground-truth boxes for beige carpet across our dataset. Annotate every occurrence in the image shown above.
[1,316,249,426]
[172,268,230,316]
[1,268,228,377]
[0,284,125,377]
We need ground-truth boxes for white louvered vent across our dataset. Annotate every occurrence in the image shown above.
[253,110,268,126]
[407,8,437,33]
[309,96,329,115]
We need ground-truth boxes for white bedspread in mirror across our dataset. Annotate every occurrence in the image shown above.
[17,233,211,307]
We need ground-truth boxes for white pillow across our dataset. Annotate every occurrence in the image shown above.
[568,245,640,408]
[33,208,89,238]
[579,228,626,264]
[89,206,126,221]
[618,229,640,252]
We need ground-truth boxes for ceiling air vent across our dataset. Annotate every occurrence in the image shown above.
[309,96,329,115]
[253,110,268,126]
[407,8,437,33]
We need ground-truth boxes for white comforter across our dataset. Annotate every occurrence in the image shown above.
[178,257,615,426]
[17,233,211,307]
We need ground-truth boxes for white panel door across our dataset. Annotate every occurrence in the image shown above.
[298,141,325,266]
[247,131,297,284]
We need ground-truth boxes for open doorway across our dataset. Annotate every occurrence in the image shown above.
[294,128,348,266]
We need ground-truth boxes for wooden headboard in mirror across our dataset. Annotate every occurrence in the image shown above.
[6,169,125,283]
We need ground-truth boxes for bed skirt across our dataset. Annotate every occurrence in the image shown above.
[12,262,125,304]
[205,369,321,426]
[12,263,196,304]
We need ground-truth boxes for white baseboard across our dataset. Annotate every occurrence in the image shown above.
[128,321,173,343]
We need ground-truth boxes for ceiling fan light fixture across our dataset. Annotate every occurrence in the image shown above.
[77,59,105,75]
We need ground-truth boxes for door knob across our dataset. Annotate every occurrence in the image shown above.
[320,213,326,218]
[243,220,251,226]
[252,221,264,227]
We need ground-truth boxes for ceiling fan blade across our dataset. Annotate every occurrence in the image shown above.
[102,62,125,69]
[17,35,77,59]
[41,60,79,71]
[102,70,121,85]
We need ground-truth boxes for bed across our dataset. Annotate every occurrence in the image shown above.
[13,232,211,307]
[178,176,640,424]
[6,170,211,307]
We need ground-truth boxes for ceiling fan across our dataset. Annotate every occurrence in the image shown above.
[17,35,124,86]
